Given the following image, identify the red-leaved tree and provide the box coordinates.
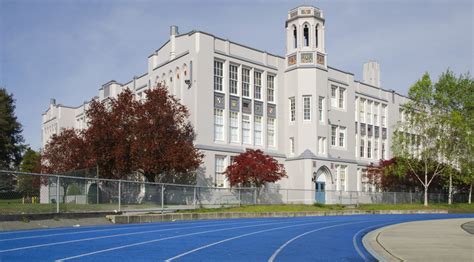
[225,149,286,189]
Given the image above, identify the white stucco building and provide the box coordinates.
[42,6,409,203]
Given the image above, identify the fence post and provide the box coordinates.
[254,188,257,205]
[286,189,289,204]
[238,188,241,207]
[56,176,60,213]
[410,192,413,204]
[438,193,441,204]
[161,184,165,213]
[118,180,121,212]
[193,186,197,209]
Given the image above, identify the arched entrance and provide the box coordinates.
[313,166,332,204]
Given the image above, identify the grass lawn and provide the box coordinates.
[178,203,474,214]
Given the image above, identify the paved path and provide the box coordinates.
[364,218,474,262]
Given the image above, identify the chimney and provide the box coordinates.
[170,25,179,60]
[363,61,381,87]
[50,98,56,105]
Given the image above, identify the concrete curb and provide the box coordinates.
[106,209,449,224]
[0,211,122,222]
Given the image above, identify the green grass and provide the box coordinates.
[177,203,474,214]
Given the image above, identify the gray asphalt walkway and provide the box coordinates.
[364,218,474,262]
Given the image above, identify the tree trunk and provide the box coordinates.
[424,173,428,206]
[469,182,472,205]
[448,173,452,205]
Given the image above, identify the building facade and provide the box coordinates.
[42,6,409,203]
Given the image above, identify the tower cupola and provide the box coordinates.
[285,6,326,69]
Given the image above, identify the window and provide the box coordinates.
[289,137,295,155]
[215,156,225,187]
[318,137,326,154]
[254,116,262,146]
[214,109,224,141]
[267,118,276,147]
[374,103,379,126]
[293,25,297,48]
[242,114,251,144]
[360,139,365,158]
[339,127,346,147]
[267,75,275,102]
[381,104,387,127]
[331,125,337,146]
[338,165,346,191]
[338,88,345,109]
[318,96,324,123]
[367,101,372,124]
[230,112,239,143]
[303,24,309,47]
[289,97,296,122]
[254,71,262,99]
[374,140,379,160]
[381,141,386,159]
[303,95,311,121]
[367,140,372,159]
[229,64,238,95]
[214,61,223,91]
[359,99,365,122]
[331,86,337,107]
[315,25,319,48]
[242,68,250,97]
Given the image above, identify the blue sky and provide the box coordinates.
[1,0,473,150]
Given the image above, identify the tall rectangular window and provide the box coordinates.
[229,111,239,143]
[267,118,276,147]
[214,61,223,91]
[318,96,324,123]
[267,75,275,102]
[331,125,337,146]
[214,109,224,141]
[374,102,379,126]
[367,140,372,159]
[254,116,262,146]
[215,156,225,187]
[289,137,295,155]
[359,99,365,122]
[360,139,365,158]
[254,71,262,100]
[367,101,372,124]
[381,104,387,127]
[242,114,251,144]
[242,68,250,97]
[303,95,311,120]
[374,140,379,160]
[331,85,337,107]
[289,97,296,122]
[382,140,386,159]
[339,127,346,147]
[339,166,346,191]
[338,88,345,109]
[229,64,238,95]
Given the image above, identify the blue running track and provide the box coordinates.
[0,213,472,261]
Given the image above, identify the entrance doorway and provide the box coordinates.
[314,166,331,204]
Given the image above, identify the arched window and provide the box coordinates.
[293,25,297,48]
[315,25,319,48]
[303,24,309,47]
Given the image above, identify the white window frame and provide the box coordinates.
[303,95,311,121]
[229,111,239,143]
[215,155,226,187]
[214,108,224,142]
[289,137,295,155]
[254,116,262,146]
[242,114,251,144]
[318,96,325,123]
[214,60,223,92]
[267,74,275,103]
[289,97,296,122]
[254,71,262,100]
[242,67,250,97]
[267,118,276,147]
[338,88,345,109]
[229,64,238,95]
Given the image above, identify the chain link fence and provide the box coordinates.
[0,170,471,215]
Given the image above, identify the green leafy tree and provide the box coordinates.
[18,148,41,197]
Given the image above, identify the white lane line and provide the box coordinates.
[55,219,326,261]
[0,219,280,253]
[352,222,394,261]
[0,219,257,242]
[268,220,372,262]
[164,221,336,261]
